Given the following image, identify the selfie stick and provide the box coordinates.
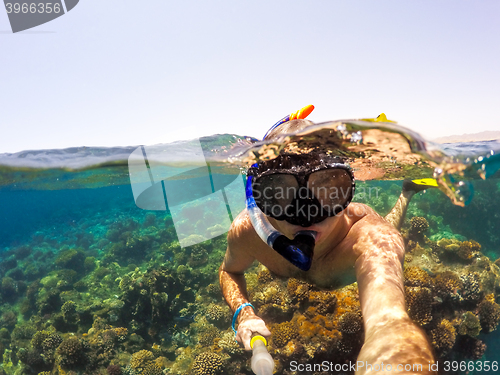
[250,335,274,375]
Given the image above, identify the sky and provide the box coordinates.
[1,0,499,153]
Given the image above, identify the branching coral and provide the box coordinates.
[308,291,337,315]
[257,268,274,284]
[478,298,500,333]
[338,311,363,334]
[287,278,311,304]
[404,266,433,288]
[192,352,224,375]
[130,349,155,371]
[271,321,299,348]
[405,287,433,326]
[430,319,456,357]
[206,304,228,324]
[56,336,85,368]
[459,272,482,302]
[434,271,462,300]
[218,331,244,355]
[253,281,293,321]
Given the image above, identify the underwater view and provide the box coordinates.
[0,118,500,375]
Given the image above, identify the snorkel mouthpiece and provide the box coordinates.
[271,231,316,271]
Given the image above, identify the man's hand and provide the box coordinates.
[236,315,271,350]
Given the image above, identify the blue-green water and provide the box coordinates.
[0,122,500,375]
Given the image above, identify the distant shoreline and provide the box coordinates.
[432,130,500,144]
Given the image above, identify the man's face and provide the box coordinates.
[251,154,354,227]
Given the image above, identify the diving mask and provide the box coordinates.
[248,154,355,227]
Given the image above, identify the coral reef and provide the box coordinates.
[3,176,500,375]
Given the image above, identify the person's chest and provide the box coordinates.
[253,239,358,288]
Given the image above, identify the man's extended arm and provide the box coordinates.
[352,215,436,375]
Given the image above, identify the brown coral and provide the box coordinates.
[56,337,85,368]
[308,290,337,314]
[430,319,456,357]
[405,287,433,326]
[271,321,299,348]
[478,299,500,333]
[130,349,155,371]
[287,278,311,303]
[434,271,462,300]
[192,352,223,375]
[410,216,429,235]
[198,324,220,347]
[338,311,363,334]
[143,362,163,375]
[257,268,274,284]
[31,330,51,349]
[206,304,228,324]
[404,266,432,288]
[106,364,122,375]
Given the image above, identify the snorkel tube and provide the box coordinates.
[245,105,317,271]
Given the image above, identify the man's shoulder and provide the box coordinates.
[345,203,400,236]
[344,202,380,221]
[227,210,260,246]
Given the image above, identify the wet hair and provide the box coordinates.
[251,152,345,176]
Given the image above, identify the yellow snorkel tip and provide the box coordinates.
[290,104,315,121]
[361,113,397,123]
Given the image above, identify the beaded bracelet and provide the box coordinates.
[232,302,255,335]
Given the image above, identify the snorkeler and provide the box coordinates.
[219,107,436,375]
